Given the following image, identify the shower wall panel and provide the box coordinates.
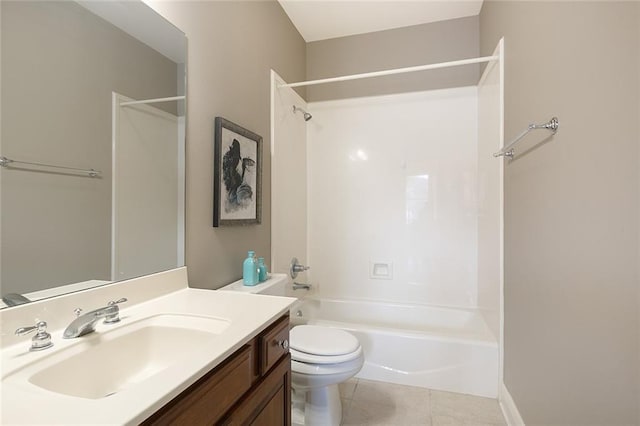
[307,87,479,307]
[477,55,503,341]
[271,71,308,276]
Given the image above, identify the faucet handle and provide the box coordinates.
[15,322,39,336]
[15,321,53,351]
[104,297,127,324]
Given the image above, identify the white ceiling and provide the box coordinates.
[278,1,483,42]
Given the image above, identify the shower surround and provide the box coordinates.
[271,55,503,397]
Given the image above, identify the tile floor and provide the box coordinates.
[339,379,507,426]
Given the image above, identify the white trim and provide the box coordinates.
[111,92,119,281]
[499,382,525,426]
[497,37,506,389]
[177,115,185,267]
[279,55,500,88]
[269,70,277,272]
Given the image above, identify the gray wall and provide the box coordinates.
[148,1,306,289]
[480,2,640,424]
[306,16,479,102]
[1,1,178,294]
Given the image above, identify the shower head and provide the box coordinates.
[293,105,312,122]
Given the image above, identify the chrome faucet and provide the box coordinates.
[63,298,127,339]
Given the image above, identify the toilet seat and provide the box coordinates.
[290,325,360,356]
[290,345,363,364]
[291,353,364,376]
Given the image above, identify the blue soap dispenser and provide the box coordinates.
[243,251,258,286]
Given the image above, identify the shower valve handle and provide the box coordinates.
[290,257,310,279]
[292,264,309,273]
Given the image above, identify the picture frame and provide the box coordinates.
[213,117,262,227]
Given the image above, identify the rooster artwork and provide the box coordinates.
[222,138,256,211]
[214,117,261,226]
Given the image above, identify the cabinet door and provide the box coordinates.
[143,346,253,426]
[251,382,285,425]
[222,354,291,426]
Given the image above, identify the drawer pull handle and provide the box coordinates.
[277,339,289,350]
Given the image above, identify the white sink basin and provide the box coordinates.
[4,314,230,399]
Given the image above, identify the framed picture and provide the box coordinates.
[213,117,262,227]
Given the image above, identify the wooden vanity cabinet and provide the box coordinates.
[142,314,291,426]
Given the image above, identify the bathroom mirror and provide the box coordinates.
[0,1,186,308]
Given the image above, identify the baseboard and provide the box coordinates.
[499,382,525,426]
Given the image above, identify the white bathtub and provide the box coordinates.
[219,276,498,398]
[297,298,499,398]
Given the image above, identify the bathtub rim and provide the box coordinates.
[304,295,497,314]
[299,296,498,346]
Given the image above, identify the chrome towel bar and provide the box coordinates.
[0,156,101,177]
[494,117,559,159]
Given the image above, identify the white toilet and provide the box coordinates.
[289,325,364,426]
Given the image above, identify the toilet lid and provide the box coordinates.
[290,325,360,356]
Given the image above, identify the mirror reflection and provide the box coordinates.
[0,1,186,308]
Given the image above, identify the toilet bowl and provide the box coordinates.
[289,325,364,426]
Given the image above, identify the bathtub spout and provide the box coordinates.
[293,282,311,291]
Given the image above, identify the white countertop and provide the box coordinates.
[219,273,290,295]
[1,287,296,425]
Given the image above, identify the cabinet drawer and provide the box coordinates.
[259,315,290,375]
[143,345,253,425]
